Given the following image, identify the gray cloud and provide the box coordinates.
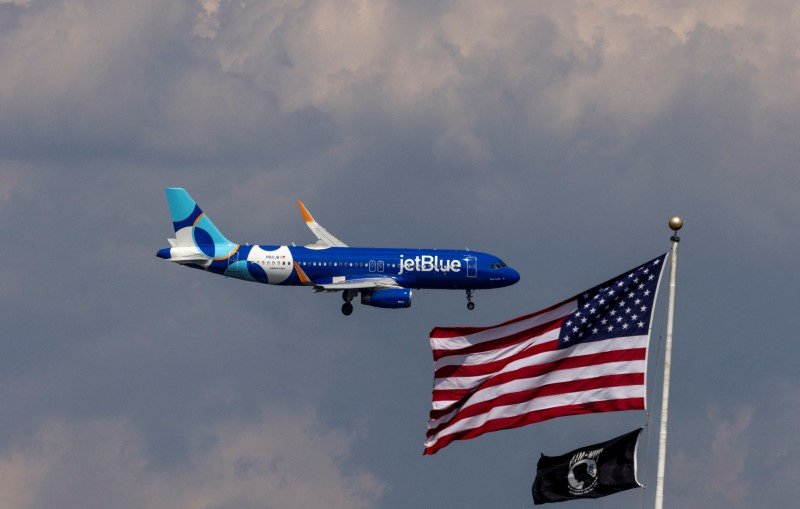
[0,412,383,509]
[669,380,800,508]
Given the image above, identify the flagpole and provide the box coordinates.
[654,216,682,509]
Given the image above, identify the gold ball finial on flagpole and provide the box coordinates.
[669,216,682,242]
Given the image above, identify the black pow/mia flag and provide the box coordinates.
[532,428,642,505]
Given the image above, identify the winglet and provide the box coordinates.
[298,201,315,223]
[295,201,348,247]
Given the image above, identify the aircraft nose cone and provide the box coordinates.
[506,267,520,285]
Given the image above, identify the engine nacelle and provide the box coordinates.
[361,288,412,309]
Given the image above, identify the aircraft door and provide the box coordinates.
[228,252,239,272]
[369,260,376,272]
[466,256,477,278]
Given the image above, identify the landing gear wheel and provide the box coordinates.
[342,302,354,316]
[466,289,475,310]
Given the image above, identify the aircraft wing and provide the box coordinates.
[312,277,400,292]
[297,201,348,247]
[293,263,399,292]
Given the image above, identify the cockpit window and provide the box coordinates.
[489,261,508,269]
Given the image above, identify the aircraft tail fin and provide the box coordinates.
[164,188,236,256]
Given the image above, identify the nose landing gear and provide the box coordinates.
[466,289,475,310]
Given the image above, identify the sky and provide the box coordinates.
[1,0,798,508]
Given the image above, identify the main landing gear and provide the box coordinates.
[342,290,355,316]
[466,289,475,310]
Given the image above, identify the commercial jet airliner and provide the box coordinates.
[156,188,520,315]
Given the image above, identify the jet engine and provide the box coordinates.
[361,288,412,309]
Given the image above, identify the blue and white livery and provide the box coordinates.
[157,188,520,315]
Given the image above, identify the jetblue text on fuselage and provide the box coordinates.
[398,255,462,275]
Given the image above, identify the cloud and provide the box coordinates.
[1,0,794,249]
[704,406,753,501]
[0,163,24,203]
[0,412,383,509]
[668,381,800,508]
[193,0,221,39]
[3,0,798,166]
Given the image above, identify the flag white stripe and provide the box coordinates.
[433,335,649,391]
[428,360,646,426]
[430,301,577,351]
[434,328,560,370]
[425,385,643,449]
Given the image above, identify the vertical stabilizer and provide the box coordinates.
[164,188,236,258]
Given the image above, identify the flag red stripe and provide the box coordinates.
[427,373,644,433]
[433,338,559,379]
[423,398,644,455]
[432,348,647,402]
[431,319,563,362]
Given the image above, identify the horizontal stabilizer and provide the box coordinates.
[157,246,208,264]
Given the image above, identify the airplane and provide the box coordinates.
[156,188,520,315]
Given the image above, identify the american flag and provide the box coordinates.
[424,254,668,455]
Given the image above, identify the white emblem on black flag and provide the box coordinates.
[532,428,642,505]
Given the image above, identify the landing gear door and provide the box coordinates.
[466,256,477,278]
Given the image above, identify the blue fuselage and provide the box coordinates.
[160,244,520,290]
[289,246,519,289]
